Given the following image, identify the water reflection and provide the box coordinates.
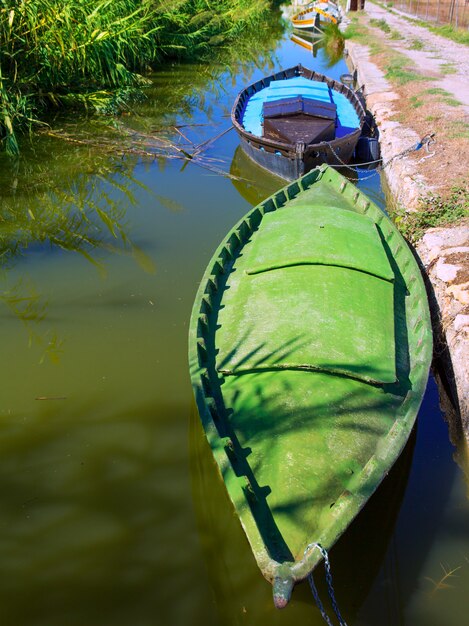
[0,397,215,626]
[0,147,155,361]
[229,145,360,205]
[229,146,285,205]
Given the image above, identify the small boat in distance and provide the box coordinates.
[292,0,341,31]
[231,64,364,180]
[189,164,432,608]
[292,9,322,33]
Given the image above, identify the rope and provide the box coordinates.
[305,543,348,626]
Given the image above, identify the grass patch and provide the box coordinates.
[409,39,424,50]
[442,97,462,107]
[344,19,370,43]
[447,121,469,139]
[369,41,385,55]
[396,14,469,46]
[385,55,424,84]
[425,87,450,96]
[440,63,458,75]
[424,88,462,107]
[390,29,403,39]
[394,183,469,242]
[371,0,469,45]
[428,24,469,46]
[370,18,391,33]
[409,95,423,108]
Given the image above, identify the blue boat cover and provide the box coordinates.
[241,76,360,139]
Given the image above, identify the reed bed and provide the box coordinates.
[0,0,271,155]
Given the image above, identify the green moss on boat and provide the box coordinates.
[188,164,432,608]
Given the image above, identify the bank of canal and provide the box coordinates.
[0,16,468,626]
[342,3,469,445]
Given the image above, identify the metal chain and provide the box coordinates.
[305,542,348,626]
[380,132,436,169]
[325,140,365,169]
[324,131,436,181]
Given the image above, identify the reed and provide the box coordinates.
[0,0,271,154]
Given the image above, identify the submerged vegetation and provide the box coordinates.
[0,0,275,155]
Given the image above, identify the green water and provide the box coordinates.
[0,15,468,626]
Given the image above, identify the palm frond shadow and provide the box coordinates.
[201,246,415,565]
[206,321,412,564]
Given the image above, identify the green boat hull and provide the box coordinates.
[188,165,432,608]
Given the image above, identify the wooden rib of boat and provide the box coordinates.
[189,165,432,609]
[231,64,365,180]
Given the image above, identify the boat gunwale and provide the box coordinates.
[188,164,433,598]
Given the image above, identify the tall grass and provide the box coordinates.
[0,0,272,155]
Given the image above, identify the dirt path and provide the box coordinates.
[366,3,469,114]
[345,2,469,197]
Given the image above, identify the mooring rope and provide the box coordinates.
[305,542,348,626]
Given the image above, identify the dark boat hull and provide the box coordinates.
[231,65,364,181]
[239,128,361,180]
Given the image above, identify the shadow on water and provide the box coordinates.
[229,146,286,206]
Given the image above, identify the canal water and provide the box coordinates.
[0,12,468,626]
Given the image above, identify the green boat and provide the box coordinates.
[188,164,432,609]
